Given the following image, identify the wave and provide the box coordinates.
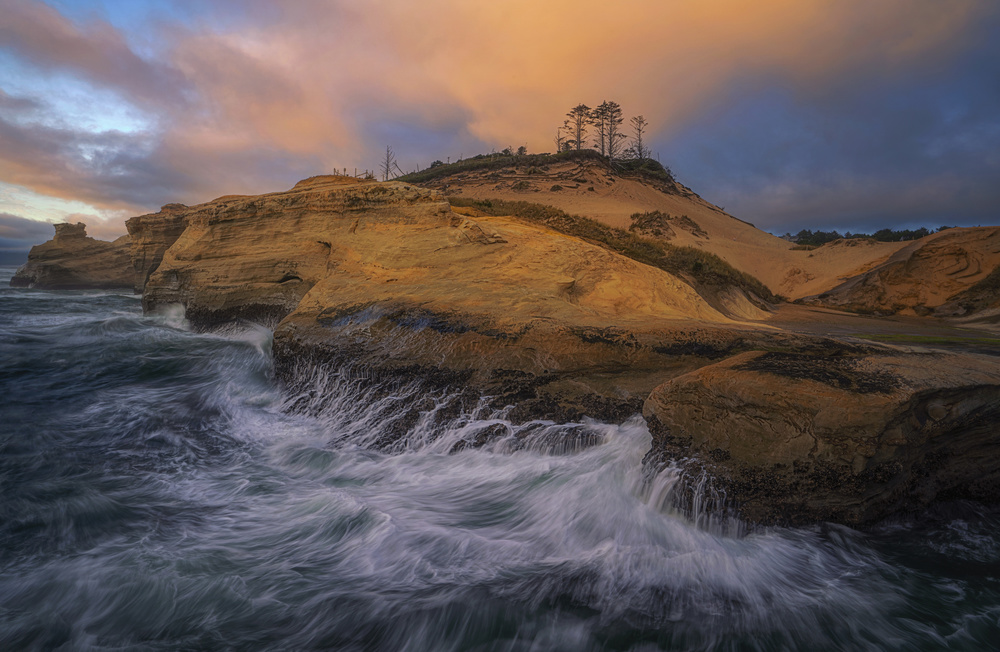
[1,286,998,650]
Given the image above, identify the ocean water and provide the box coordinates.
[1,265,999,651]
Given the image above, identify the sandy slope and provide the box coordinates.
[804,226,1000,315]
[421,158,909,300]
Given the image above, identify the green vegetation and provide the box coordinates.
[448,196,778,303]
[630,211,707,238]
[398,150,597,184]
[616,157,674,182]
[396,149,676,187]
[783,227,945,247]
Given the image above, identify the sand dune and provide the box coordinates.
[420,156,911,300]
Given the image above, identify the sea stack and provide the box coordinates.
[10,222,135,290]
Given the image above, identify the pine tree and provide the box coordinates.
[565,104,591,152]
[628,115,649,160]
[590,102,609,156]
[604,101,626,162]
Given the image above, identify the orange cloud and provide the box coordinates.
[156,0,987,158]
[0,0,992,219]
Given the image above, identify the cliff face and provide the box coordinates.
[126,203,193,293]
[25,172,999,526]
[137,175,763,422]
[10,222,135,290]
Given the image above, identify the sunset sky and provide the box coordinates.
[2,0,999,262]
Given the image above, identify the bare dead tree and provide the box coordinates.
[380,146,400,182]
[628,115,650,160]
[554,126,566,153]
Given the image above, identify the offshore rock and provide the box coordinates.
[644,349,1000,525]
[10,222,135,290]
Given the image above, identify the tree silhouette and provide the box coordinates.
[380,146,403,181]
[554,126,567,153]
[565,104,591,151]
[628,115,649,160]
[590,102,609,156]
[603,101,626,162]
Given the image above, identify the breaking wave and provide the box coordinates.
[1,267,998,650]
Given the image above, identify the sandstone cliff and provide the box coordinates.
[137,175,778,423]
[10,222,135,290]
[27,168,993,527]
[127,203,191,293]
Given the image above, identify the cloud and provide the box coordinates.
[0,0,997,233]
[0,210,52,264]
[663,31,1000,231]
[0,211,52,244]
[0,0,190,112]
[0,87,40,112]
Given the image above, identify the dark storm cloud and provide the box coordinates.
[0,88,41,113]
[0,111,190,211]
[0,211,52,264]
[663,8,1000,232]
[0,211,52,246]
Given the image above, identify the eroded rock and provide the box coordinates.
[134,176,770,422]
[10,222,135,290]
[643,349,1000,525]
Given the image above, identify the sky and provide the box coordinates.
[1,0,999,262]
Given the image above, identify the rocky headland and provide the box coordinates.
[11,222,135,290]
[11,155,1000,526]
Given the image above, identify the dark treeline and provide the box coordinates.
[784,226,956,247]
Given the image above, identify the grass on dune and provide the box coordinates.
[447,196,779,303]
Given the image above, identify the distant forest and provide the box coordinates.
[783,226,955,247]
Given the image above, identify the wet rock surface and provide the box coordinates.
[644,349,1000,525]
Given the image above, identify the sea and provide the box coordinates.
[1,264,999,651]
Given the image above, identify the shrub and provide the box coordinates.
[397,149,605,184]
[550,185,563,191]
[511,180,531,191]
[789,227,932,247]
[616,157,675,183]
